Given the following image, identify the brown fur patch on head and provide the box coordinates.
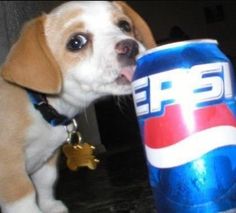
[1,16,62,94]
[113,1,156,49]
[44,7,92,74]
[45,20,91,73]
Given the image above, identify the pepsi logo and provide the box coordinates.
[144,104,236,168]
[132,62,236,168]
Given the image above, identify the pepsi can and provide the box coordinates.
[132,39,236,213]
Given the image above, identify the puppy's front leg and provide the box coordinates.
[0,154,41,213]
[31,152,68,213]
[1,193,42,213]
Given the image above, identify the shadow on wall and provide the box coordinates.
[158,25,190,44]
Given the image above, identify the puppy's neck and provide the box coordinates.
[47,89,101,119]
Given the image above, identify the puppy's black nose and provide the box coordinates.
[115,39,139,58]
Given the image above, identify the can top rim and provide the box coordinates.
[137,39,218,60]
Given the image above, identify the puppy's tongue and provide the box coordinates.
[120,66,135,82]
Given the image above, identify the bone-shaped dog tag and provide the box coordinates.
[62,142,100,171]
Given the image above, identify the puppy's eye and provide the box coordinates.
[118,20,132,33]
[66,34,88,52]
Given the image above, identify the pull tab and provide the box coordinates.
[66,131,82,148]
[65,119,82,147]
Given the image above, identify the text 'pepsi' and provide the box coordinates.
[133,62,233,116]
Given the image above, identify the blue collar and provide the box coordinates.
[27,89,78,127]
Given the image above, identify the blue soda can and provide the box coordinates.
[132,39,236,213]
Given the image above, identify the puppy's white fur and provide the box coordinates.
[0,1,156,212]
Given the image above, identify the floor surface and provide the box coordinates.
[56,145,157,213]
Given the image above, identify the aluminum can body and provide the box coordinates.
[132,39,236,212]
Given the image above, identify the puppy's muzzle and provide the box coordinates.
[115,39,139,65]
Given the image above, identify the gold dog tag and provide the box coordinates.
[63,142,100,171]
[63,120,99,171]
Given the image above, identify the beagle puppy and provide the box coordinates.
[0,1,156,213]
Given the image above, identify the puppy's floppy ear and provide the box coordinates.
[114,1,156,49]
[1,16,62,94]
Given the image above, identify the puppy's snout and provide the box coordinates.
[115,39,139,59]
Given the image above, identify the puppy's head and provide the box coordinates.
[1,1,156,100]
